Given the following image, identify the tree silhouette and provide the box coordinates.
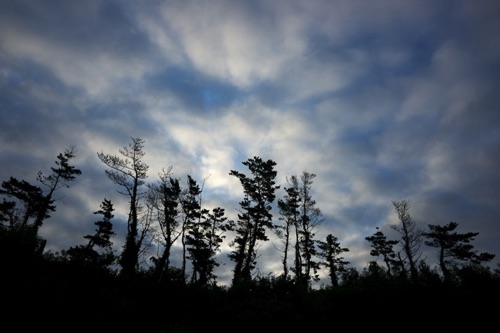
[317,234,349,287]
[0,178,48,230]
[276,176,300,280]
[187,206,231,287]
[146,167,182,283]
[85,198,116,249]
[35,146,82,230]
[1,148,499,332]
[63,198,116,268]
[390,199,423,282]
[97,137,149,277]
[296,171,323,284]
[229,156,279,285]
[365,227,401,277]
[0,146,81,257]
[181,175,203,281]
[423,221,496,282]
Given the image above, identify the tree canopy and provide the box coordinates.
[1,140,499,331]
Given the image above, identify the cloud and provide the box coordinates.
[0,1,152,98]
[1,0,500,287]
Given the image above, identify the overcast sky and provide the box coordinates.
[1,0,499,286]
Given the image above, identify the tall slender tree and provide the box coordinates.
[228,156,279,285]
[390,199,423,282]
[97,137,149,277]
[180,175,202,280]
[297,171,323,285]
[146,167,182,282]
[276,171,323,285]
[276,178,300,280]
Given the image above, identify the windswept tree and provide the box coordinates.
[187,206,232,287]
[181,175,233,287]
[0,178,48,230]
[0,179,48,260]
[276,171,323,285]
[365,227,401,277]
[276,179,300,280]
[0,199,16,226]
[390,199,423,282]
[317,234,349,287]
[97,137,149,277]
[180,175,203,280]
[423,221,496,282]
[228,156,279,285]
[146,167,182,282]
[63,198,116,268]
[85,198,116,250]
[296,171,323,284]
[34,146,82,230]
[0,146,81,256]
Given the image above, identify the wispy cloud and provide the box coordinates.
[1,0,499,286]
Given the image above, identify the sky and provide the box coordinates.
[1,0,499,286]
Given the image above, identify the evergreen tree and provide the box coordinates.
[97,137,149,277]
[187,207,231,287]
[35,146,82,230]
[146,167,182,282]
[63,198,116,268]
[276,171,323,286]
[296,171,323,285]
[317,234,349,287]
[390,199,423,282]
[423,221,496,282]
[276,178,300,280]
[229,156,279,285]
[0,178,48,230]
[84,198,116,250]
[0,147,81,256]
[365,227,401,277]
[181,175,202,281]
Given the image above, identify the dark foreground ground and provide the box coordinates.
[3,260,498,333]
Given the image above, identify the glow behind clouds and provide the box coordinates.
[1,0,499,286]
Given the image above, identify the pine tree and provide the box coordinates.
[423,221,496,282]
[0,147,81,256]
[296,171,323,284]
[229,156,279,285]
[390,199,423,282]
[276,178,300,280]
[64,198,116,268]
[146,167,182,282]
[365,227,401,277]
[317,234,349,287]
[97,137,149,277]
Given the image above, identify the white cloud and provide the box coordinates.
[2,0,500,282]
[152,0,311,89]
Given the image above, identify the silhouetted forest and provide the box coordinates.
[2,138,499,332]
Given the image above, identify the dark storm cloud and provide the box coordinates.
[0,60,81,137]
[0,0,149,57]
